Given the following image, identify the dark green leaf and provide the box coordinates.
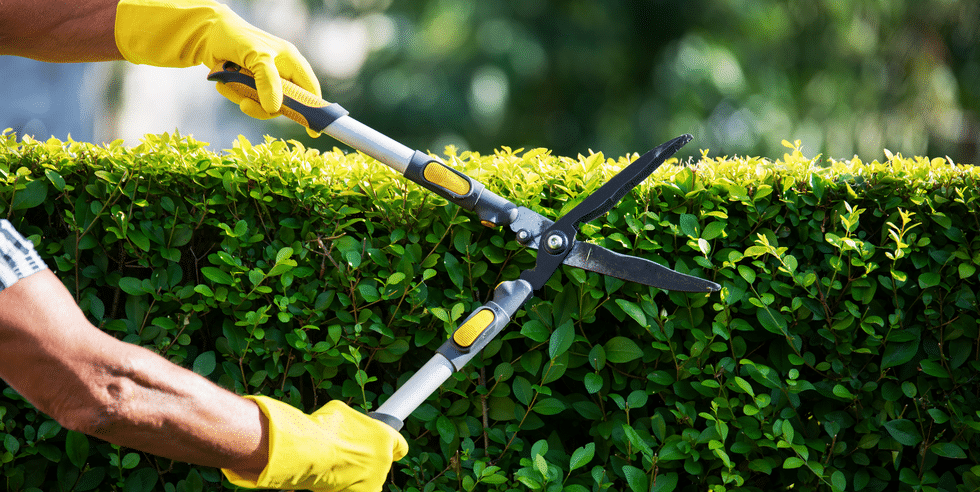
[615,298,647,326]
[520,320,549,343]
[882,340,919,369]
[584,372,603,394]
[65,430,89,469]
[605,336,643,363]
[884,419,922,446]
[192,351,216,376]
[569,442,594,471]
[201,267,234,285]
[532,398,565,415]
[118,277,146,295]
[549,320,574,359]
[513,376,533,405]
[622,464,648,492]
[929,442,966,459]
[12,180,47,210]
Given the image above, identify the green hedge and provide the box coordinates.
[1,130,978,492]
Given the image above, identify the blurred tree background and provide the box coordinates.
[1,0,977,163]
[296,0,979,163]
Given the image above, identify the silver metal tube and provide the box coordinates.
[374,353,455,422]
[324,115,415,174]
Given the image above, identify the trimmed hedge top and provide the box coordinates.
[1,129,979,492]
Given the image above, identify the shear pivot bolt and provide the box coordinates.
[517,229,531,243]
[546,234,565,251]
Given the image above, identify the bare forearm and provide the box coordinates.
[0,271,267,476]
[0,0,122,62]
[87,342,270,476]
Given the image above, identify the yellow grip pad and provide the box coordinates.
[453,309,495,348]
[423,163,470,196]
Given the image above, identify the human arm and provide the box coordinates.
[0,0,122,62]
[0,221,407,490]
[0,268,272,475]
[0,0,323,136]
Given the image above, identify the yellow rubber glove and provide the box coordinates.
[114,0,321,137]
[222,396,408,492]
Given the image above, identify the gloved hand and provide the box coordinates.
[114,0,322,137]
[222,396,408,492]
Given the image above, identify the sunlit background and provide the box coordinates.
[2,0,978,163]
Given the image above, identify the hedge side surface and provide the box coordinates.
[0,130,978,492]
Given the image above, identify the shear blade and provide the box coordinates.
[563,242,721,293]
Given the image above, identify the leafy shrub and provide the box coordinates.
[0,130,978,492]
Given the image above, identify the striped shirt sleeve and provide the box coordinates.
[0,219,48,293]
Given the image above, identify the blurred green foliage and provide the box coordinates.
[286,0,978,164]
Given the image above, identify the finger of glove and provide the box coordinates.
[273,47,323,139]
[273,43,322,99]
[250,57,285,114]
[214,82,276,120]
[390,428,409,461]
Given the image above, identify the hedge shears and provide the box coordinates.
[208,62,721,430]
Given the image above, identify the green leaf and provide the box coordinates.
[192,351,216,376]
[623,424,653,458]
[444,253,464,289]
[488,397,516,421]
[732,376,755,397]
[882,340,919,368]
[737,265,756,284]
[783,457,804,469]
[513,376,533,405]
[194,284,214,297]
[12,179,47,210]
[884,419,922,446]
[605,336,643,363]
[919,359,949,378]
[569,442,594,471]
[831,470,846,491]
[121,452,140,469]
[832,384,854,399]
[436,415,456,443]
[622,464,648,492]
[184,469,205,492]
[626,390,648,409]
[584,372,603,394]
[651,472,679,492]
[679,213,699,238]
[201,266,234,285]
[918,271,941,289]
[549,320,574,359]
[757,308,787,335]
[615,299,647,326]
[117,277,146,295]
[702,221,726,240]
[520,320,549,343]
[532,398,565,415]
[929,442,966,459]
[45,169,67,191]
[589,344,606,370]
[534,453,548,478]
[128,230,151,252]
[65,430,89,469]
[122,466,157,492]
[3,434,18,455]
